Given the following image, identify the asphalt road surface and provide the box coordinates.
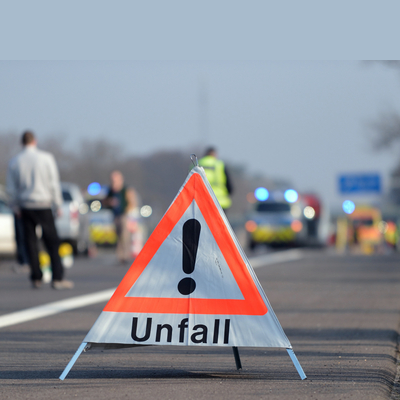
[1,248,400,399]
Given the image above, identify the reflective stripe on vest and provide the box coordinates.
[198,156,232,209]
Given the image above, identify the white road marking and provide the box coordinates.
[0,249,303,329]
[0,288,116,329]
[250,249,303,268]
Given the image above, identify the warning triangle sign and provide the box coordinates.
[83,167,291,348]
[60,164,307,381]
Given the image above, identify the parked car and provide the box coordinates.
[55,182,90,255]
[0,186,16,255]
[88,204,118,246]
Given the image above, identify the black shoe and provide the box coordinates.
[32,280,42,289]
[52,280,74,290]
[13,264,30,274]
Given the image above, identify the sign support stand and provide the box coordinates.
[59,342,87,381]
[232,347,242,370]
[287,349,307,380]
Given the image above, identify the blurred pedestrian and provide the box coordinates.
[198,146,233,212]
[125,187,144,260]
[6,130,74,289]
[103,170,135,263]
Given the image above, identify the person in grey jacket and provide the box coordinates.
[6,131,74,290]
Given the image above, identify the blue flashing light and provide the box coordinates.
[87,182,102,196]
[284,189,298,203]
[342,200,355,214]
[254,187,269,201]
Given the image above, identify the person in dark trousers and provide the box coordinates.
[12,213,30,274]
[6,131,74,289]
[198,147,234,213]
[103,170,131,263]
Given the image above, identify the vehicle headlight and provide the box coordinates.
[79,203,89,215]
[291,205,302,218]
[303,206,315,219]
[90,200,102,212]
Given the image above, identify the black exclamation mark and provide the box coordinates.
[178,219,201,295]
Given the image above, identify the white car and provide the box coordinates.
[0,188,16,255]
[55,182,90,255]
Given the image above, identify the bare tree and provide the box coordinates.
[369,61,400,151]
[0,131,22,184]
[40,135,77,178]
[369,62,400,203]
[370,112,400,150]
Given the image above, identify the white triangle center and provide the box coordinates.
[125,200,244,300]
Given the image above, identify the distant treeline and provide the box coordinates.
[0,131,276,219]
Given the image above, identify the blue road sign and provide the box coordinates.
[338,173,381,194]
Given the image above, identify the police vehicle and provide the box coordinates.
[245,187,322,249]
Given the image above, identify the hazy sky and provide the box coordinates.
[1,1,399,60]
[1,61,400,211]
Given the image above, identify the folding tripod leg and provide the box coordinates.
[59,342,88,380]
[287,348,307,380]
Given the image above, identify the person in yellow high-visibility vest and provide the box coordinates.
[198,147,233,212]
